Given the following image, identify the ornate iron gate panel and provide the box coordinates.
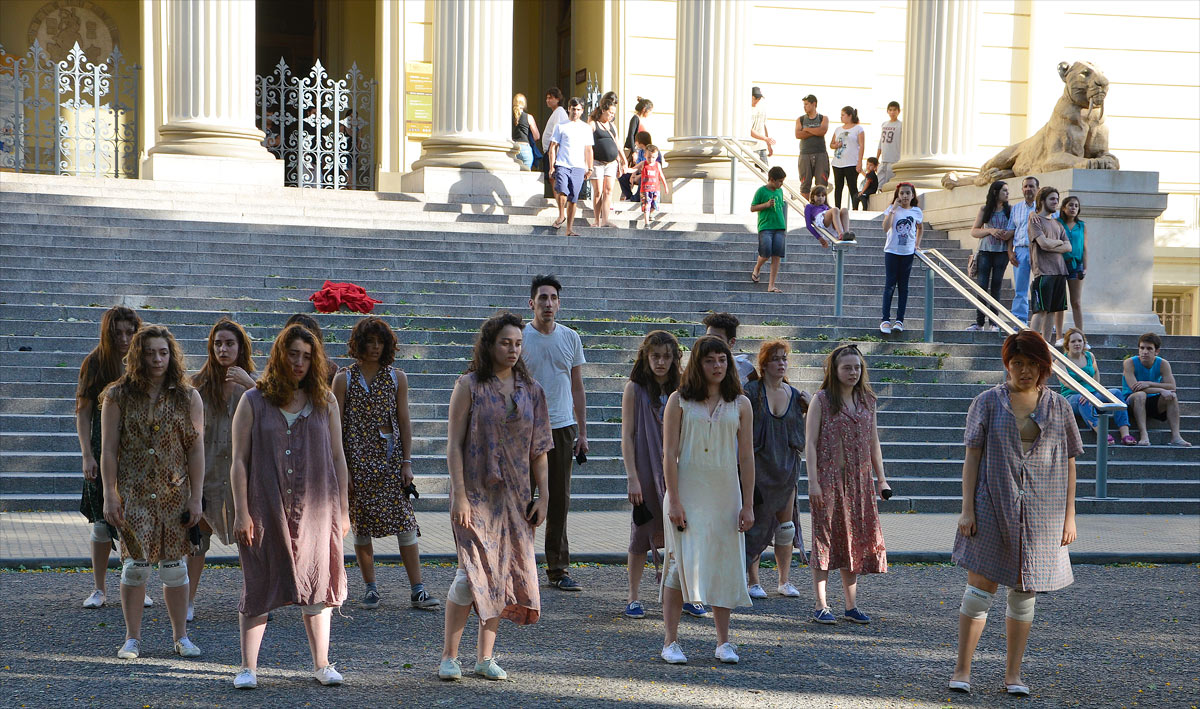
[256,59,376,190]
[0,40,139,178]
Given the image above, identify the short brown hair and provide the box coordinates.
[347,316,397,367]
[1036,186,1059,212]
[1001,330,1053,387]
[1138,332,1162,350]
[701,312,739,342]
[678,336,742,403]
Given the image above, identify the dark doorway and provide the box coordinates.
[513,0,571,129]
[256,0,325,75]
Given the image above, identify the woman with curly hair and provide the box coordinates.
[100,325,204,660]
[76,305,146,610]
[186,318,256,621]
[659,335,755,666]
[620,330,681,619]
[333,317,437,611]
[805,343,889,626]
[949,331,1082,696]
[230,324,350,689]
[438,312,552,681]
[744,340,810,600]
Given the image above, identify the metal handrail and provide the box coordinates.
[916,248,1126,498]
[668,134,853,315]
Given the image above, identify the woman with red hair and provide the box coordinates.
[949,330,1083,697]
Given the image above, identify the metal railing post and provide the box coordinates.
[1095,412,1110,498]
[924,263,935,343]
[834,246,845,318]
[729,153,738,215]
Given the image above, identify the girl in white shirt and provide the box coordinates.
[880,183,923,334]
[829,106,865,210]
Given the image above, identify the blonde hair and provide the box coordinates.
[512,93,527,125]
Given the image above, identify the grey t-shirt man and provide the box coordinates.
[522,322,585,428]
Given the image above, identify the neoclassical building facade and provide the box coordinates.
[1,0,1197,332]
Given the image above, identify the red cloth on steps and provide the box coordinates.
[309,280,383,314]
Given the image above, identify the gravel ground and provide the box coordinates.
[2,562,1197,708]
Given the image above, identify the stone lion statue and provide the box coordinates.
[943,61,1119,189]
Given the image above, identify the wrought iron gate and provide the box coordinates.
[0,40,139,178]
[256,58,376,190]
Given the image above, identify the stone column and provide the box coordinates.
[664,0,748,182]
[410,0,519,172]
[143,0,281,184]
[886,0,979,190]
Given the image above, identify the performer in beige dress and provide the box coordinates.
[660,335,755,666]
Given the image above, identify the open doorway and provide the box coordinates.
[513,0,572,134]
[256,0,324,76]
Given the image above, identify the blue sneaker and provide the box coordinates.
[844,607,871,624]
[812,607,837,624]
[624,601,645,619]
[682,602,709,618]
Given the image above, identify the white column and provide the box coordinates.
[411,0,519,172]
[143,0,281,184]
[887,0,979,189]
[663,0,749,181]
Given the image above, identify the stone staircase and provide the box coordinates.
[2,172,1197,515]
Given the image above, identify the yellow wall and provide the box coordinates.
[512,0,544,109]
[324,0,376,80]
[572,0,605,97]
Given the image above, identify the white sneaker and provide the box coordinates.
[116,638,139,659]
[715,642,740,664]
[314,664,343,686]
[174,637,201,657]
[83,589,105,608]
[143,593,153,608]
[777,582,801,598]
[186,602,194,622]
[1055,338,1064,348]
[880,321,892,334]
[892,321,905,332]
[661,641,688,664]
[233,667,257,689]
[747,584,768,599]
[965,324,982,331]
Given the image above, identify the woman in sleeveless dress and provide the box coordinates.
[620,330,681,618]
[333,317,437,611]
[949,331,1082,696]
[230,324,350,689]
[187,317,256,622]
[439,312,552,681]
[805,343,889,626]
[660,336,755,666]
[744,340,810,600]
[588,98,625,228]
[100,325,204,660]
[76,305,143,610]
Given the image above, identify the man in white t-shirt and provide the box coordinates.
[541,87,568,198]
[522,274,588,592]
[876,101,902,188]
[750,86,775,165]
[547,97,594,237]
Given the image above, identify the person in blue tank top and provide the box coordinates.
[1121,332,1190,447]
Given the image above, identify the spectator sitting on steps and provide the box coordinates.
[1058,329,1136,446]
[1121,332,1191,447]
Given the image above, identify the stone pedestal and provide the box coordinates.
[663,0,748,213]
[918,169,1168,334]
[143,0,281,185]
[886,0,979,190]
[408,0,521,174]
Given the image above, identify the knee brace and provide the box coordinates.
[396,529,418,547]
[158,558,189,588]
[90,521,113,543]
[1006,589,1036,622]
[774,521,797,547]
[959,585,995,620]
[301,603,331,616]
[447,568,474,606]
[121,558,152,587]
[663,560,681,591]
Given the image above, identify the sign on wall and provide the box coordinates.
[405,61,432,139]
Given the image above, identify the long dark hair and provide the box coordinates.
[469,312,533,384]
[76,306,143,410]
[629,330,682,408]
[192,318,256,409]
[678,336,742,403]
[818,343,876,416]
[841,105,859,124]
[981,180,1011,225]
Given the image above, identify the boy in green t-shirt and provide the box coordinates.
[751,166,789,293]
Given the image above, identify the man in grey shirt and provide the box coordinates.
[794,94,829,201]
[522,274,588,591]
